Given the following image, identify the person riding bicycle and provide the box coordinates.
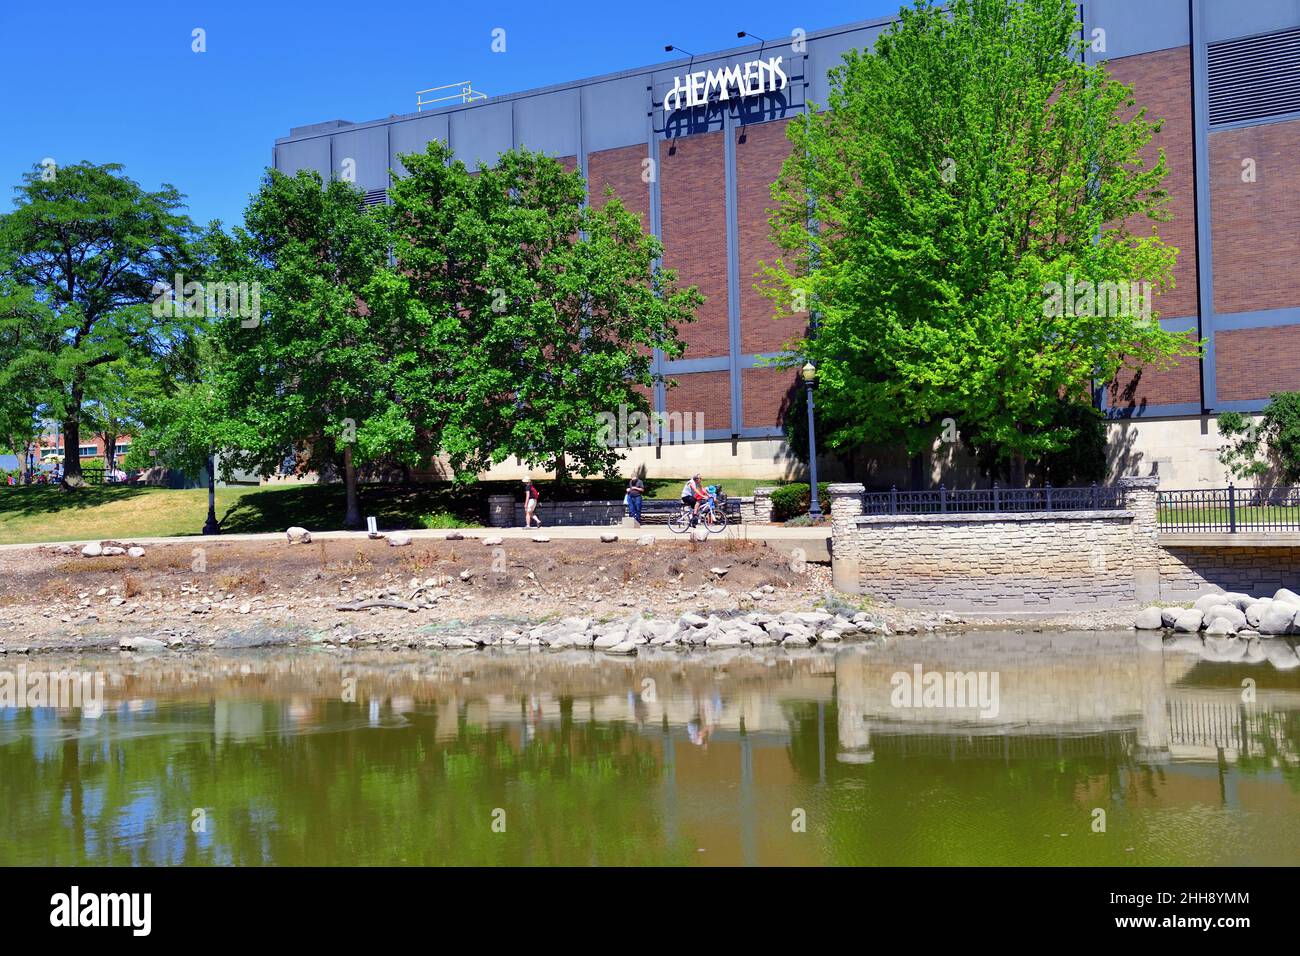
[681,474,707,526]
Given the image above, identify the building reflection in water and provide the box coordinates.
[1,632,1297,866]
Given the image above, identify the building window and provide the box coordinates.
[79,446,98,457]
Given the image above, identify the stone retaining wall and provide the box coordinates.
[1159,546,1300,599]
[829,477,1161,614]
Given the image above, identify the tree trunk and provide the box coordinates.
[343,445,362,529]
[1010,453,1027,488]
[104,433,118,474]
[61,390,84,489]
[554,451,568,487]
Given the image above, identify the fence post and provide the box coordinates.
[992,481,1000,511]
[889,485,897,515]
[1045,481,1053,511]
[939,483,947,514]
[1090,482,1097,509]
[1228,482,1236,533]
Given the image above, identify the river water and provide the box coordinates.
[2,630,1298,866]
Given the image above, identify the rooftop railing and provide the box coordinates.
[416,81,488,112]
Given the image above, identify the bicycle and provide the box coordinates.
[668,496,728,534]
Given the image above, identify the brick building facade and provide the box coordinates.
[274,1,1300,486]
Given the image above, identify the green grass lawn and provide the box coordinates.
[1158,505,1300,529]
[0,475,789,545]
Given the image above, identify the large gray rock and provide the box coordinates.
[385,532,412,547]
[593,629,628,650]
[705,629,746,647]
[1160,607,1180,628]
[1134,606,1165,630]
[1273,588,1300,607]
[286,526,311,544]
[120,636,166,653]
[1203,617,1239,636]
[1172,610,1204,633]
[1246,599,1272,629]
[1258,603,1298,635]
[81,543,103,557]
[1193,593,1227,615]
[1222,592,1253,611]
[1204,604,1247,630]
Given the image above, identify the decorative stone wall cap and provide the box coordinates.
[753,487,775,494]
[827,482,866,494]
[1116,476,1160,490]
[855,509,1135,525]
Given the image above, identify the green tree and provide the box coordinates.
[205,171,400,528]
[385,143,700,481]
[80,361,165,473]
[0,161,201,488]
[1218,394,1300,485]
[762,0,1198,480]
[0,270,51,477]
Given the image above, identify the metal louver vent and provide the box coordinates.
[362,187,389,207]
[1207,27,1300,126]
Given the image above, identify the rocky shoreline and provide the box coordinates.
[1134,587,1300,668]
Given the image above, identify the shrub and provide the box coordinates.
[770,482,830,521]
[419,512,472,529]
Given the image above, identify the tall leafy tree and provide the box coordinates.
[0,270,51,476]
[0,161,200,487]
[206,171,401,528]
[385,143,700,480]
[762,0,1199,479]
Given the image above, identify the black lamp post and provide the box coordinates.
[802,361,822,519]
[201,449,220,535]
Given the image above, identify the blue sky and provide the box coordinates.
[0,0,900,229]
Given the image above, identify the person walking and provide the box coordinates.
[626,475,645,525]
[522,477,542,528]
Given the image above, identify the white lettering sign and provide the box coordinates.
[663,55,787,116]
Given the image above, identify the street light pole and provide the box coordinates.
[802,362,822,519]
[202,449,220,535]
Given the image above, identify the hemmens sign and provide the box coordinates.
[663,55,788,116]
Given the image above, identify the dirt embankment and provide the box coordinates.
[0,535,1137,653]
[0,535,845,651]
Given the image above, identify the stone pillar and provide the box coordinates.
[828,482,865,594]
[1118,476,1161,604]
[751,487,775,523]
[487,494,515,528]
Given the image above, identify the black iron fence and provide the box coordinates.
[1158,484,1300,533]
[861,483,1126,516]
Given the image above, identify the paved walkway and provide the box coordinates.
[0,523,832,559]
